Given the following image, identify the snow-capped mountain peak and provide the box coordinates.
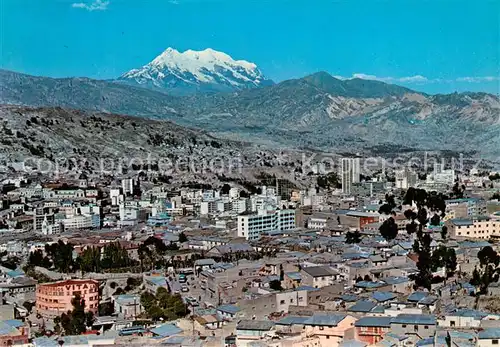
[119,47,272,94]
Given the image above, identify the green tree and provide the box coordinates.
[472,246,500,296]
[379,217,398,241]
[221,184,231,195]
[430,214,440,226]
[45,241,75,273]
[178,232,188,243]
[478,246,500,267]
[98,302,114,316]
[70,294,87,335]
[440,226,448,240]
[28,250,52,269]
[269,280,283,291]
[85,311,95,328]
[431,246,457,278]
[346,230,362,244]
[378,204,393,215]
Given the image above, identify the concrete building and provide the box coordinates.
[302,313,357,347]
[61,214,93,230]
[389,314,436,338]
[478,328,500,347]
[446,216,500,239]
[36,279,99,317]
[237,209,296,240]
[395,169,418,189]
[113,294,143,319]
[33,207,55,233]
[300,266,339,288]
[355,316,392,345]
[341,158,361,195]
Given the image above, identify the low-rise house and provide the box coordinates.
[355,316,392,345]
[302,313,357,347]
[284,272,302,289]
[236,320,275,344]
[275,316,310,334]
[216,304,241,321]
[390,314,437,338]
[372,292,397,303]
[370,255,388,267]
[0,320,29,346]
[144,275,168,294]
[113,294,143,319]
[300,266,339,288]
[347,300,378,314]
[194,259,216,274]
[194,314,223,331]
[478,328,500,347]
[439,308,499,328]
[382,277,412,294]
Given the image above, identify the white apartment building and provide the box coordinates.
[61,214,93,230]
[302,194,325,207]
[340,158,360,195]
[229,187,240,199]
[249,196,278,212]
[231,199,248,214]
[41,219,61,235]
[110,188,123,206]
[395,169,418,189]
[308,217,328,230]
[119,201,139,221]
[237,209,296,240]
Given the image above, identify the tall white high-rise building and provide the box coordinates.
[340,158,360,194]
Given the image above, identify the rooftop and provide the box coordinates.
[304,313,347,326]
[391,314,436,325]
[236,320,275,331]
[355,316,392,328]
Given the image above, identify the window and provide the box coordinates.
[450,321,456,327]
[492,340,498,345]
[280,300,285,304]
[402,325,407,328]
[319,326,324,330]
[414,325,419,331]
[424,326,429,329]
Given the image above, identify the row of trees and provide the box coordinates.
[27,241,138,273]
[77,243,138,273]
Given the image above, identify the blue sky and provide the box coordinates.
[1,0,499,94]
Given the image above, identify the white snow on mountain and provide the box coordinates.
[120,47,272,93]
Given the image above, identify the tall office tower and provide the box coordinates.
[340,158,360,194]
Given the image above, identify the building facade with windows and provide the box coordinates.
[446,216,500,240]
[36,279,99,317]
[237,209,296,240]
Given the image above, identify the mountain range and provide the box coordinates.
[117,48,273,95]
[1,48,499,161]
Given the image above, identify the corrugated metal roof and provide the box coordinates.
[304,313,347,326]
[276,316,310,326]
[236,320,274,331]
[150,323,183,337]
[372,292,396,302]
[392,314,436,325]
[479,328,500,339]
[355,316,392,328]
[348,300,377,313]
